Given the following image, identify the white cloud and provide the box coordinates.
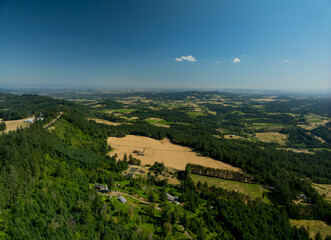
[175,55,197,62]
[216,61,221,64]
[233,57,241,63]
[283,59,290,63]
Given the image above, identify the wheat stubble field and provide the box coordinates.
[3,117,33,132]
[108,135,241,171]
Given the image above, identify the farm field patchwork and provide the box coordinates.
[298,114,330,130]
[108,135,241,172]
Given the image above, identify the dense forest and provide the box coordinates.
[0,93,68,120]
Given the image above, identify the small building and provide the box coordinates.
[133,148,145,156]
[297,193,308,200]
[24,118,35,123]
[117,195,127,204]
[166,193,179,205]
[126,173,135,178]
[94,184,109,193]
[173,200,179,205]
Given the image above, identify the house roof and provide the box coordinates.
[117,195,127,203]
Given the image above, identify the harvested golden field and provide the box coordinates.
[255,132,287,145]
[290,219,331,239]
[224,134,245,140]
[88,118,130,126]
[108,135,241,172]
[284,148,314,154]
[298,122,329,131]
[313,184,331,203]
[3,117,34,132]
[123,165,181,185]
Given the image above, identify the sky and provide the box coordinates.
[0,0,330,90]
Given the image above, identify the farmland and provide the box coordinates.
[88,118,129,126]
[298,114,330,130]
[108,135,241,172]
[145,118,171,128]
[255,132,288,145]
[290,219,331,239]
[2,116,33,132]
[313,183,331,203]
[191,174,270,203]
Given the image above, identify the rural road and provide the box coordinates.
[106,190,161,210]
[44,112,63,128]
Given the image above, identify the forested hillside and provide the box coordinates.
[0,92,330,239]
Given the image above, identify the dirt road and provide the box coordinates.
[44,112,63,128]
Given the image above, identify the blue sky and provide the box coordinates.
[0,0,330,90]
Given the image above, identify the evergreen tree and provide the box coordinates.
[107,174,114,191]
[315,232,322,240]
[0,122,6,131]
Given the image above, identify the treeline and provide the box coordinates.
[190,164,254,183]
[263,98,331,117]
[0,122,5,131]
[133,91,236,101]
[99,99,124,109]
[245,113,297,125]
[311,122,331,144]
[92,111,127,123]
[281,127,328,148]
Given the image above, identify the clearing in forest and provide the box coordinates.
[313,184,331,203]
[298,114,330,130]
[3,117,34,132]
[290,219,331,239]
[255,132,287,145]
[108,135,241,172]
[88,118,129,126]
[145,118,171,128]
[223,134,245,140]
[191,174,270,203]
[187,111,206,118]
